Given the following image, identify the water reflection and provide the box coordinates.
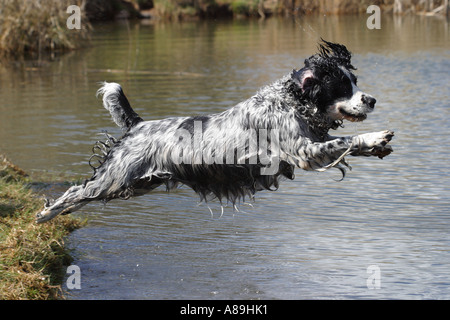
[0,14,449,299]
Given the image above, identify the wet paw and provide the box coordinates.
[36,209,52,224]
[372,144,393,159]
[353,130,394,158]
[368,130,394,147]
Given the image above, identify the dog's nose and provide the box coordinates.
[362,95,376,109]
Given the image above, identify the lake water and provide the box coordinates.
[0,14,449,299]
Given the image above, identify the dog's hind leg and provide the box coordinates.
[36,159,161,223]
[36,170,125,223]
[36,174,124,223]
[36,185,92,223]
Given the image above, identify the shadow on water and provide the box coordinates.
[0,14,449,299]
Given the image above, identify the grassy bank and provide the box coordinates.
[0,154,83,300]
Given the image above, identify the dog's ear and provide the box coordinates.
[291,68,323,104]
[291,68,319,93]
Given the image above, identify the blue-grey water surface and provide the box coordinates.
[0,14,449,299]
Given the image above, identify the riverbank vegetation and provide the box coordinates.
[97,0,449,20]
[0,0,447,57]
[0,0,91,57]
[0,154,83,299]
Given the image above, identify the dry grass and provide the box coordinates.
[0,0,91,57]
[145,0,450,19]
[0,154,84,300]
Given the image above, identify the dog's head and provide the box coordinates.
[292,39,376,123]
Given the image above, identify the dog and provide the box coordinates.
[36,39,393,223]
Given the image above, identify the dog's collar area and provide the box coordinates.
[284,79,341,139]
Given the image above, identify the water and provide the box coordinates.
[1,15,449,299]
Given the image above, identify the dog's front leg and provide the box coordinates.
[297,130,394,171]
[297,138,352,171]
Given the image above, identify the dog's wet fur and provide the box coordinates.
[36,40,393,223]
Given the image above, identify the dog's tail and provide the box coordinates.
[96,82,143,131]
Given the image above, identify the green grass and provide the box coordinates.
[0,154,84,300]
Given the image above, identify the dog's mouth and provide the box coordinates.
[338,108,367,122]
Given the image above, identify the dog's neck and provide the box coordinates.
[284,79,342,141]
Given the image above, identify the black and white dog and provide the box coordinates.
[36,40,393,223]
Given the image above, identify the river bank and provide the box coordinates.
[90,0,449,20]
[0,154,83,299]
[0,0,447,58]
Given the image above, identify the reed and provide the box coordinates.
[393,0,449,15]
[0,0,91,57]
[141,0,450,19]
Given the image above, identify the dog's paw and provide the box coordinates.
[372,143,393,159]
[352,130,394,158]
[36,208,53,224]
[36,197,60,223]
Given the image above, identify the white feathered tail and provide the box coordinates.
[96,82,143,131]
